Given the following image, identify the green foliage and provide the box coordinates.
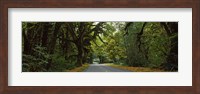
[141,23,169,68]
[22,22,178,72]
[91,22,127,64]
[124,22,177,70]
[125,22,147,66]
[22,45,49,72]
[50,53,76,71]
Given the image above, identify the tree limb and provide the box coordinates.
[160,22,171,36]
[92,40,100,47]
[124,22,133,36]
[137,22,147,52]
[66,23,78,40]
[98,35,107,44]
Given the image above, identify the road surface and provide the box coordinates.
[84,64,131,72]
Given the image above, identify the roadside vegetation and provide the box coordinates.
[108,63,165,72]
[22,22,178,72]
[65,64,89,72]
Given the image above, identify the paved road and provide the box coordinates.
[84,64,131,72]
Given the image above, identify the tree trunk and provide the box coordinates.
[160,22,178,71]
[46,22,63,70]
[23,23,32,55]
[76,44,83,67]
[99,56,102,64]
[41,23,49,47]
[166,22,178,70]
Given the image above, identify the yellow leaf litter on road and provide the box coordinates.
[108,64,166,72]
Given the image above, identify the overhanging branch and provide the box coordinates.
[98,35,107,44]
[137,22,147,52]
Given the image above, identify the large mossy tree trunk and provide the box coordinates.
[65,22,104,67]
[46,22,63,70]
[76,42,84,67]
[23,23,32,55]
[41,23,50,47]
[166,22,178,70]
[160,22,178,71]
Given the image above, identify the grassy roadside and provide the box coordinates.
[64,64,89,72]
[108,64,165,72]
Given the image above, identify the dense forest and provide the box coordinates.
[22,22,178,72]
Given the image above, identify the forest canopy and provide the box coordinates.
[22,22,178,72]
